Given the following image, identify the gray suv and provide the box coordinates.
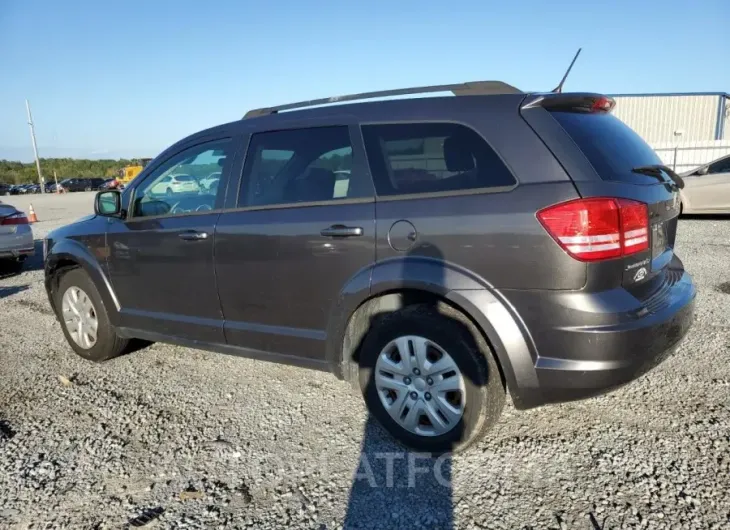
[44,81,696,452]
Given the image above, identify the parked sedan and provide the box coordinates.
[0,200,34,272]
[680,154,730,214]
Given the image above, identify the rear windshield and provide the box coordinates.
[174,175,194,182]
[551,112,663,184]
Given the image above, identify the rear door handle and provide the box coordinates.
[178,230,209,241]
[320,225,364,238]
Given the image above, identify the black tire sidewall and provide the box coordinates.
[358,303,504,454]
[55,268,120,362]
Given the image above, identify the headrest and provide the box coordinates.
[443,136,475,172]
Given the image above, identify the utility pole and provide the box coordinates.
[25,99,45,193]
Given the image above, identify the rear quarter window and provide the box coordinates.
[361,122,516,197]
[551,112,663,185]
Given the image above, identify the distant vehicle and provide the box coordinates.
[149,174,200,196]
[98,178,118,190]
[118,158,153,187]
[679,154,730,214]
[199,172,221,193]
[0,184,11,196]
[0,200,34,273]
[58,178,107,193]
[45,81,695,453]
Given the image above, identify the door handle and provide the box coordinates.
[320,225,364,238]
[178,230,209,241]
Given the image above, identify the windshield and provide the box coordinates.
[551,112,663,185]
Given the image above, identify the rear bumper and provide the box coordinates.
[0,225,35,259]
[499,257,696,408]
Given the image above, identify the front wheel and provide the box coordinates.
[55,268,129,362]
[358,303,505,454]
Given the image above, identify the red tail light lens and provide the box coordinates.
[537,198,648,262]
[1,213,29,225]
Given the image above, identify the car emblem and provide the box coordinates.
[634,267,647,282]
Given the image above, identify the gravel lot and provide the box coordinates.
[1,192,728,529]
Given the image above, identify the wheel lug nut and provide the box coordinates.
[424,392,432,401]
[410,391,418,400]
[426,377,433,385]
[413,368,421,375]
[403,377,412,385]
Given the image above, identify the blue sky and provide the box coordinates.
[1,0,727,161]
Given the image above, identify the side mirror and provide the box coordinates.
[95,190,123,217]
[697,166,709,176]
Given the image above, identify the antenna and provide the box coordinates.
[552,48,582,93]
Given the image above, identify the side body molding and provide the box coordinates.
[44,238,121,326]
[324,256,541,409]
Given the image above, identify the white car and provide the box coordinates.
[0,201,34,272]
[150,174,200,196]
[679,154,730,214]
[199,172,221,193]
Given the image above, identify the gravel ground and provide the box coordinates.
[1,192,728,529]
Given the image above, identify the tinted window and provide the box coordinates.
[132,139,230,218]
[709,156,730,174]
[240,126,363,207]
[361,123,515,196]
[552,112,663,184]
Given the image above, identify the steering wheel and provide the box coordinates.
[168,201,189,215]
[195,204,212,212]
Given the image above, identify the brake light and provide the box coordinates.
[1,213,29,225]
[537,198,648,262]
[591,96,615,113]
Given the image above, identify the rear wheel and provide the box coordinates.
[55,268,129,362]
[358,303,505,454]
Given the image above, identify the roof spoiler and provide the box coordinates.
[243,81,523,119]
[521,93,616,113]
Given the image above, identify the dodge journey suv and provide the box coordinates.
[44,81,695,452]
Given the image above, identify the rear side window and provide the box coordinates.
[361,122,515,196]
[551,112,663,184]
[240,126,367,208]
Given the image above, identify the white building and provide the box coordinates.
[610,92,729,171]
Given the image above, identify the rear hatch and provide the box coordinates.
[521,94,682,288]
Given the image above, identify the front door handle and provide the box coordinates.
[320,225,364,238]
[178,230,209,241]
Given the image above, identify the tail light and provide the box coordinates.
[537,198,649,262]
[1,213,29,225]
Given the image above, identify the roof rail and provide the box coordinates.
[243,80,522,119]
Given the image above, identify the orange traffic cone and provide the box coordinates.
[28,204,38,223]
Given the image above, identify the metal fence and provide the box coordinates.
[651,140,730,172]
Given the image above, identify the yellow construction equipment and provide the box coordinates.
[118,158,152,186]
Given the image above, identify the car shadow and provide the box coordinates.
[342,243,490,529]
[680,213,730,221]
[0,285,29,299]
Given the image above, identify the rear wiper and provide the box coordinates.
[631,165,685,189]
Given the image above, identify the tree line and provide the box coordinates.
[0,158,146,185]
[1,152,352,185]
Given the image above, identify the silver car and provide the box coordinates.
[0,201,34,271]
[680,154,730,214]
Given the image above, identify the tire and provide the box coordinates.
[357,302,505,454]
[166,187,173,197]
[55,268,129,362]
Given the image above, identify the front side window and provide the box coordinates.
[239,126,360,207]
[361,122,516,196]
[132,139,231,218]
[709,156,730,174]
